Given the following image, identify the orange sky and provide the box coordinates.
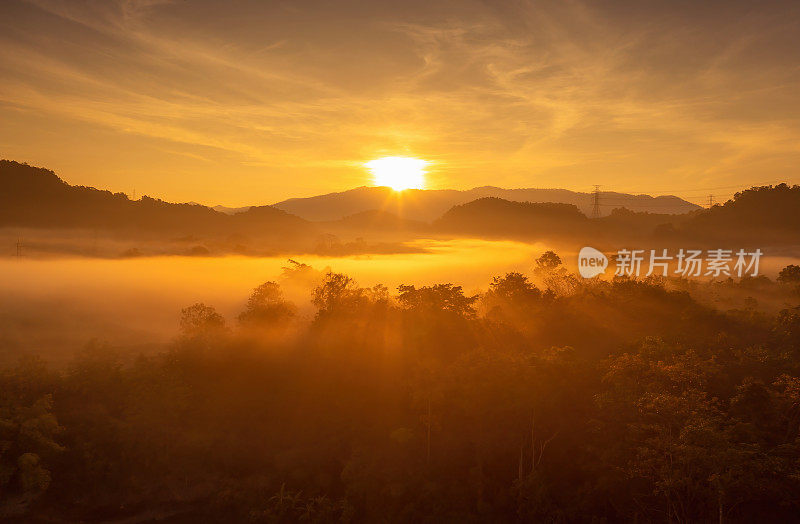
[1,0,799,206]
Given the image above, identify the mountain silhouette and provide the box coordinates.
[0,160,314,241]
[434,197,589,239]
[4,159,796,249]
[273,185,700,222]
[679,183,800,243]
[211,204,252,215]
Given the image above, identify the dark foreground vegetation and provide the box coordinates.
[3,256,800,522]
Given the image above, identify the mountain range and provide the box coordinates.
[0,160,313,242]
[3,159,797,254]
[272,186,700,222]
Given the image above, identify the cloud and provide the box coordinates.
[0,0,798,203]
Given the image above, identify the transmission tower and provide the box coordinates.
[707,194,714,208]
[14,237,24,258]
[591,185,601,218]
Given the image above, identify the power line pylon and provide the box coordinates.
[707,194,714,208]
[15,237,24,258]
[591,185,601,218]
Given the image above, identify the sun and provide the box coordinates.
[365,156,427,191]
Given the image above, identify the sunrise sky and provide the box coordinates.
[1,0,799,206]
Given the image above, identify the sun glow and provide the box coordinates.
[365,156,427,191]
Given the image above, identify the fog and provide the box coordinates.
[2,238,798,366]
[0,239,546,364]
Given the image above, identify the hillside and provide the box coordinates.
[3,159,797,251]
[273,185,700,222]
[433,197,590,239]
[681,184,800,243]
[0,160,314,241]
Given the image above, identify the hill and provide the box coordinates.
[0,160,314,241]
[273,185,700,222]
[679,183,800,243]
[433,197,589,239]
[4,159,796,251]
[211,204,252,215]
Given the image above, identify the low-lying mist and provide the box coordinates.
[0,239,547,364]
[2,238,798,366]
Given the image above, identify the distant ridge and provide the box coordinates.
[0,160,313,241]
[185,202,252,215]
[212,204,252,215]
[679,183,800,243]
[5,158,794,248]
[434,197,589,238]
[272,185,700,222]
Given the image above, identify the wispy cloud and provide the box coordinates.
[1,0,798,203]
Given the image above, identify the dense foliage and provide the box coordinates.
[2,255,800,522]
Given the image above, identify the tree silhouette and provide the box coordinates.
[238,282,296,332]
[778,264,800,284]
[179,303,227,339]
[535,250,562,271]
[397,284,478,318]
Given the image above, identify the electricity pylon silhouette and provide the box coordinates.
[591,185,601,218]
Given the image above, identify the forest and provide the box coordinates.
[2,255,800,523]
